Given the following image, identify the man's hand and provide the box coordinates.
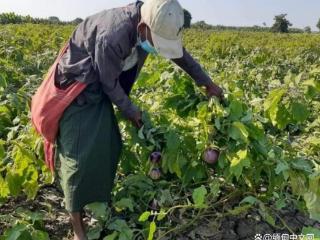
[205,82,224,100]
[128,111,143,129]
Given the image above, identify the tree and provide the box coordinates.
[271,14,292,33]
[304,26,311,33]
[48,16,60,24]
[72,18,83,25]
[183,9,192,28]
[0,12,22,24]
[317,18,320,31]
[192,21,213,30]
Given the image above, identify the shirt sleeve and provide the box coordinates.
[94,37,140,119]
[171,47,213,87]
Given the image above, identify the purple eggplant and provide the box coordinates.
[150,151,162,164]
[149,168,161,180]
[148,199,160,211]
[203,148,220,165]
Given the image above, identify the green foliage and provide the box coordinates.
[48,16,60,23]
[302,226,320,238]
[271,14,292,33]
[191,21,304,33]
[0,207,49,240]
[0,12,81,25]
[304,26,312,33]
[192,185,208,207]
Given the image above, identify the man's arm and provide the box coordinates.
[94,36,140,119]
[171,47,223,98]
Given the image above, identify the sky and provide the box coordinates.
[0,0,319,30]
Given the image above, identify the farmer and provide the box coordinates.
[54,0,223,239]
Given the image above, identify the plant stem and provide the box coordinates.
[156,208,204,240]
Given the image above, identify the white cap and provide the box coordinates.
[141,0,184,59]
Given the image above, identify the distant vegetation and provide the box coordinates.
[0,11,318,34]
[191,13,316,33]
[191,21,305,33]
[0,12,83,25]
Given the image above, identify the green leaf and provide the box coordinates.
[264,88,287,127]
[26,211,44,224]
[228,204,251,215]
[264,88,286,112]
[228,122,249,143]
[275,105,290,129]
[114,198,134,212]
[157,209,167,221]
[164,131,180,175]
[147,221,156,240]
[240,196,259,205]
[87,225,102,240]
[4,224,27,240]
[289,171,307,196]
[229,100,244,120]
[0,139,5,160]
[172,154,187,179]
[303,174,320,222]
[6,172,23,196]
[31,230,49,240]
[246,122,265,141]
[119,231,133,240]
[159,189,174,206]
[0,175,10,198]
[275,161,290,175]
[23,180,39,200]
[275,198,287,210]
[86,202,108,220]
[229,149,251,180]
[138,126,145,140]
[302,227,320,238]
[214,118,221,130]
[197,101,208,120]
[308,137,320,149]
[103,232,118,240]
[192,185,207,207]
[303,79,320,99]
[209,180,220,198]
[108,219,133,240]
[138,211,151,222]
[291,158,313,173]
[138,71,161,86]
[16,231,32,240]
[291,102,309,123]
[258,203,276,227]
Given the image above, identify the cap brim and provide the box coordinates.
[151,31,183,59]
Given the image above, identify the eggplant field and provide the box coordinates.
[0,24,320,240]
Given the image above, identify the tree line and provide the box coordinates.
[189,14,319,33]
[1,11,319,34]
[0,12,83,25]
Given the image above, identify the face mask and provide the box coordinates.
[138,28,158,55]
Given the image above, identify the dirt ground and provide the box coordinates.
[0,185,319,240]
